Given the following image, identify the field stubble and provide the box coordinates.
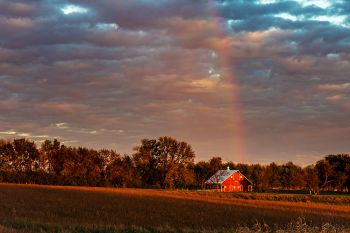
[1,183,350,232]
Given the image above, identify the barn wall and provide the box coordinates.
[221,172,252,192]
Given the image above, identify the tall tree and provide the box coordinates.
[193,161,211,188]
[133,139,160,187]
[250,164,268,192]
[0,140,13,171]
[280,162,305,189]
[12,139,40,173]
[208,157,223,175]
[0,140,14,181]
[316,159,335,190]
[323,154,350,191]
[133,136,195,189]
[266,162,281,188]
[41,139,65,176]
[304,165,319,194]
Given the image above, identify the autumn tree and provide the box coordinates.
[318,154,350,192]
[0,140,14,181]
[10,139,40,173]
[266,162,281,188]
[0,140,12,169]
[250,164,268,192]
[133,139,160,187]
[281,162,305,189]
[133,136,195,189]
[304,165,319,194]
[41,139,66,176]
[193,161,210,187]
[316,159,334,190]
[105,151,138,187]
[209,157,223,173]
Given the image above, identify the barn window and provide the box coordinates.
[248,185,252,192]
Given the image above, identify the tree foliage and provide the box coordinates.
[133,136,195,188]
[0,137,349,192]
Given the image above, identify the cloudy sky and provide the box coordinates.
[1,0,349,165]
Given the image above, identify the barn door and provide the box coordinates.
[240,185,243,192]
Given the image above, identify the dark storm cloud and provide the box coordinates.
[0,0,349,164]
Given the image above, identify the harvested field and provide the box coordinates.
[1,183,350,232]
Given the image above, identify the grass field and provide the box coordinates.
[1,183,350,232]
[190,190,350,205]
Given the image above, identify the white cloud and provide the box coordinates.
[293,0,334,9]
[17,133,31,137]
[256,0,279,4]
[55,122,69,129]
[96,23,119,31]
[312,15,348,27]
[61,5,88,15]
[276,13,298,21]
[0,131,17,135]
[318,83,350,91]
[327,95,343,101]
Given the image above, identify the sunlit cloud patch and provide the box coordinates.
[61,5,88,15]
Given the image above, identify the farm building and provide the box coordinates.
[205,167,253,192]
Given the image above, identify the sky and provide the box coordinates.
[0,0,350,166]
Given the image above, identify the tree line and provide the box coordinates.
[0,137,349,193]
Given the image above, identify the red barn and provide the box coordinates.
[205,167,253,192]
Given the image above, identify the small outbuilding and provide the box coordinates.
[205,167,253,192]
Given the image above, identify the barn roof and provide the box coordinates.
[205,169,238,184]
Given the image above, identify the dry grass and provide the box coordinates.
[0,225,22,233]
[1,183,350,232]
[189,190,350,205]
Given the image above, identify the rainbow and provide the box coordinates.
[207,0,247,163]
